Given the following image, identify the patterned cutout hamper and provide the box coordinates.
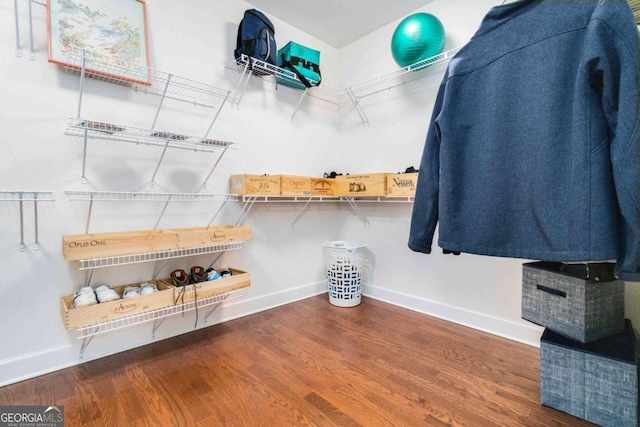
[521,261,624,343]
[323,241,367,307]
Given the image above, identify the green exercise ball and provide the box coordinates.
[391,13,445,68]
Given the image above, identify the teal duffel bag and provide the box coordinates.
[277,41,322,89]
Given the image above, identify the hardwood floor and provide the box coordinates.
[0,295,594,426]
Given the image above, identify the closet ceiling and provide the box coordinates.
[244,0,435,48]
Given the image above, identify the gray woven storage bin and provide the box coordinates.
[540,320,638,427]
[522,261,624,343]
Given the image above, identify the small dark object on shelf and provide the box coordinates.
[323,171,349,178]
[399,166,419,174]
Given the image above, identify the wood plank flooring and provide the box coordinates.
[0,295,594,426]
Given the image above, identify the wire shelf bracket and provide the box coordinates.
[344,87,369,127]
[13,0,21,58]
[0,190,55,251]
[238,195,414,227]
[65,191,245,293]
[64,47,234,109]
[76,290,242,359]
[65,118,234,186]
[65,191,238,234]
[63,48,236,184]
[231,55,348,120]
[77,242,245,271]
[13,0,46,60]
[341,47,460,125]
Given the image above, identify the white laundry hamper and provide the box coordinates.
[323,241,367,307]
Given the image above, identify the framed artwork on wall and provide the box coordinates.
[47,0,151,85]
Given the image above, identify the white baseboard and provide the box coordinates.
[0,281,542,387]
[0,280,327,388]
[363,284,543,347]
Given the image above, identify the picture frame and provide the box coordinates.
[47,0,151,85]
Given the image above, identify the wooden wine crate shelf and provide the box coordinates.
[230,175,281,195]
[166,268,251,304]
[62,270,251,330]
[385,172,418,197]
[280,175,312,196]
[61,280,174,329]
[335,173,389,197]
[63,226,251,261]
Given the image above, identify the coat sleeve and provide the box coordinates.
[408,77,447,254]
[592,3,640,281]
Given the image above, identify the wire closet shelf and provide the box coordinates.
[75,289,243,339]
[62,46,233,109]
[77,242,245,270]
[233,54,348,107]
[240,195,414,203]
[65,191,238,203]
[343,46,461,99]
[65,118,233,154]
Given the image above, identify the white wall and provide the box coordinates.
[1,0,636,387]
[0,0,343,386]
[335,0,639,347]
[332,0,544,346]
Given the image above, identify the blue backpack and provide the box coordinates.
[234,9,277,66]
